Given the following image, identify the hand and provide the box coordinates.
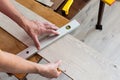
[37,60,62,78]
[23,20,59,50]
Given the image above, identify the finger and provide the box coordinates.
[46,30,59,35]
[55,60,62,76]
[35,20,45,28]
[57,70,62,76]
[55,60,62,68]
[44,22,59,30]
[32,35,40,50]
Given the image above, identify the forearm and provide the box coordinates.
[0,0,27,28]
[0,50,41,73]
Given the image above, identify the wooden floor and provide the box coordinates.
[72,0,120,72]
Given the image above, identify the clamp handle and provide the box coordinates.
[102,0,116,6]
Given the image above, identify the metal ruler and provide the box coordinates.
[17,20,80,59]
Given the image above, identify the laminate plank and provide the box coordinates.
[72,0,120,76]
[39,35,120,80]
[1,0,119,80]
[0,0,71,79]
[36,0,53,7]
[0,0,69,79]
[26,59,72,80]
[71,0,120,79]
[0,72,18,80]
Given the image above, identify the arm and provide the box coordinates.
[0,0,61,78]
[0,50,61,78]
[0,0,59,50]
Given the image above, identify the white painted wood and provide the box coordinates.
[36,0,54,7]
[0,0,52,46]
[26,59,72,80]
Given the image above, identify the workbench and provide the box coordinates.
[0,0,119,80]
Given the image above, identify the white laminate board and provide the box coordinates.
[26,59,72,80]
[0,0,51,46]
[38,35,120,80]
[72,0,120,76]
[0,72,18,80]
[36,0,54,7]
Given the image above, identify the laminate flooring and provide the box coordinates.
[72,0,120,70]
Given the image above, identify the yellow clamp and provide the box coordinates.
[62,0,74,15]
[102,0,116,6]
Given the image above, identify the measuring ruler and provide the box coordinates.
[17,20,80,59]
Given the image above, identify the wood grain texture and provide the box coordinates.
[16,0,69,27]
[39,35,120,80]
[26,59,72,80]
[73,1,120,77]
[0,28,26,54]
[72,0,99,40]
[0,0,62,46]
[0,1,70,79]
[51,0,65,10]
[0,0,69,79]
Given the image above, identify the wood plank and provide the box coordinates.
[0,28,26,54]
[0,72,18,80]
[0,1,75,79]
[36,0,54,7]
[39,35,120,80]
[0,0,55,46]
[51,0,65,10]
[26,59,72,80]
[0,0,68,79]
[16,0,69,27]
[73,0,120,76]
[0,27,42,79]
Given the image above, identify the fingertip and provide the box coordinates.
[34,40,40,50]
[58,60,62,64]
[33,35,41,50]
[52,30,59,35]
[56,31,59,35]
[57,70,62,76]
[37,46,40,50]
[56,60,62,66]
